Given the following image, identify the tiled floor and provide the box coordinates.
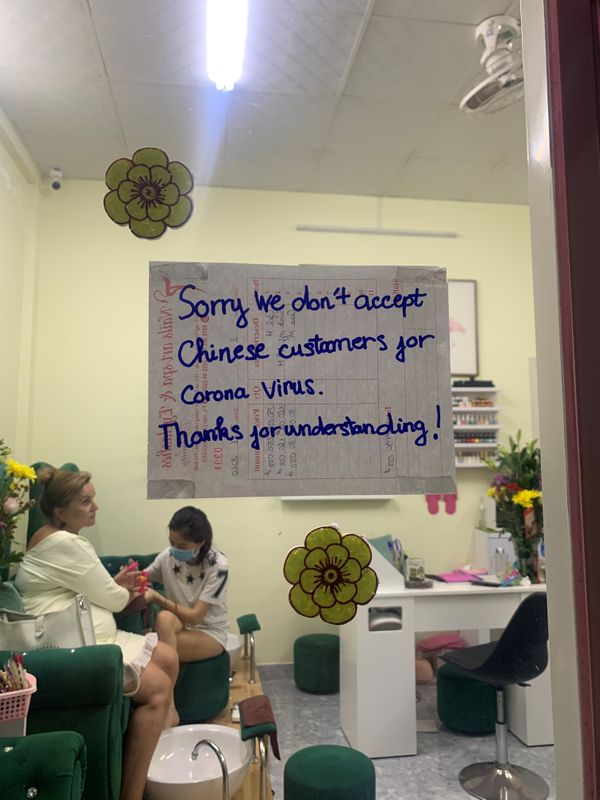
[259,666,556,800]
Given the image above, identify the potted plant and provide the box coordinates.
[485,431,543,582]
[0,440,36,604]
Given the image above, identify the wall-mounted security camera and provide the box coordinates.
[49,167,63,191]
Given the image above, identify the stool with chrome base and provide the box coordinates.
[237,613,261,684]
[441,592,549,800]
[239,694,280,800]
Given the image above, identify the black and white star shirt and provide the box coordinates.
[145,546,229,647]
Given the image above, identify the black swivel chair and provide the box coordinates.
[441,592,549,800]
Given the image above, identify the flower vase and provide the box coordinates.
[512,539,539,583]
[0,535,10,582]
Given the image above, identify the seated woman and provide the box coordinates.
[15,468,179,800]
[143,506,229,661]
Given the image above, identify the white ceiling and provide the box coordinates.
[0,0,527,203]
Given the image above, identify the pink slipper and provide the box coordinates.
[443,493,457,514]
[425,494,441,514]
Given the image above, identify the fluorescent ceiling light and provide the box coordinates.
[296,224,458,239]
[206,0,248,92]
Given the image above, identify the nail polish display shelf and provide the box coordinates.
[452,386,499,468]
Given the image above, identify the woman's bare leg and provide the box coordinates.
[176,630,224,662]
[154,609,184,651]
[154,609,223,662]
[149,639,180,728]
[119,662,171,800]
[151,641,179,685]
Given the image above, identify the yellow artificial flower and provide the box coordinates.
[6,459,36,483]
[486,487,496,497]
[512,489,542,508]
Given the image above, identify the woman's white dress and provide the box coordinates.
[15,531,156,693]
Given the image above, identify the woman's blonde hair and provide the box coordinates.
[38,468,92,524]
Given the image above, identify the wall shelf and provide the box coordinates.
[452,385,499,468]
[451,386,498,393]
[453,424,500,431]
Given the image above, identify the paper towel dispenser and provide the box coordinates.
[368,606,403,631]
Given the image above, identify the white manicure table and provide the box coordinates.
[339,548,553,758]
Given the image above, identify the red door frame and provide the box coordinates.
[544,1,600,795]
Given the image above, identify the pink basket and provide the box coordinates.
[0,674,37,722]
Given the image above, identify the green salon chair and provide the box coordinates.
[0,581,23,612]
[1,731,87,800]
[0,645,128,800]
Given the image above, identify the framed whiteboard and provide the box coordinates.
[448,280,478,376]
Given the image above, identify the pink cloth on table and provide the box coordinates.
[437,568,487,583]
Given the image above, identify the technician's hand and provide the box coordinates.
[144,587,162,605]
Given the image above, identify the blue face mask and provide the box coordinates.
[170,547,197,562]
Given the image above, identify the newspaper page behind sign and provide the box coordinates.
[148,262,456,498]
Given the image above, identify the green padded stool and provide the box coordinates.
[294,633,339,694]
[437,662,496,734]
[174,649,231,723]
[284,744,375,800]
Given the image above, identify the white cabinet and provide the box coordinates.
[452,386,499,468]
[506,667,554,746]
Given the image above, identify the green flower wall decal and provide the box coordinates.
[103,147,193,239]
[283,525,378,624]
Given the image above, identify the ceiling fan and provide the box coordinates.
[460,15,524,114]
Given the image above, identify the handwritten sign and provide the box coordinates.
[147,262,456,498]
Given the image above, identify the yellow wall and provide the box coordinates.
[26,180,535,663]
[0,112,38,453]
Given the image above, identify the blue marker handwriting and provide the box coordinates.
[177,332,437,367]
[159,418,243,450]
[178,337,269,367]
[278,333,388,360]
[395,334,436,363]
[158,411,436,452]
[249,412,429,451]
[178,285,250,329]
[180,379,317,405]
[253,290,285,313]
[181,385,251,405]
[182,284,428,322]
